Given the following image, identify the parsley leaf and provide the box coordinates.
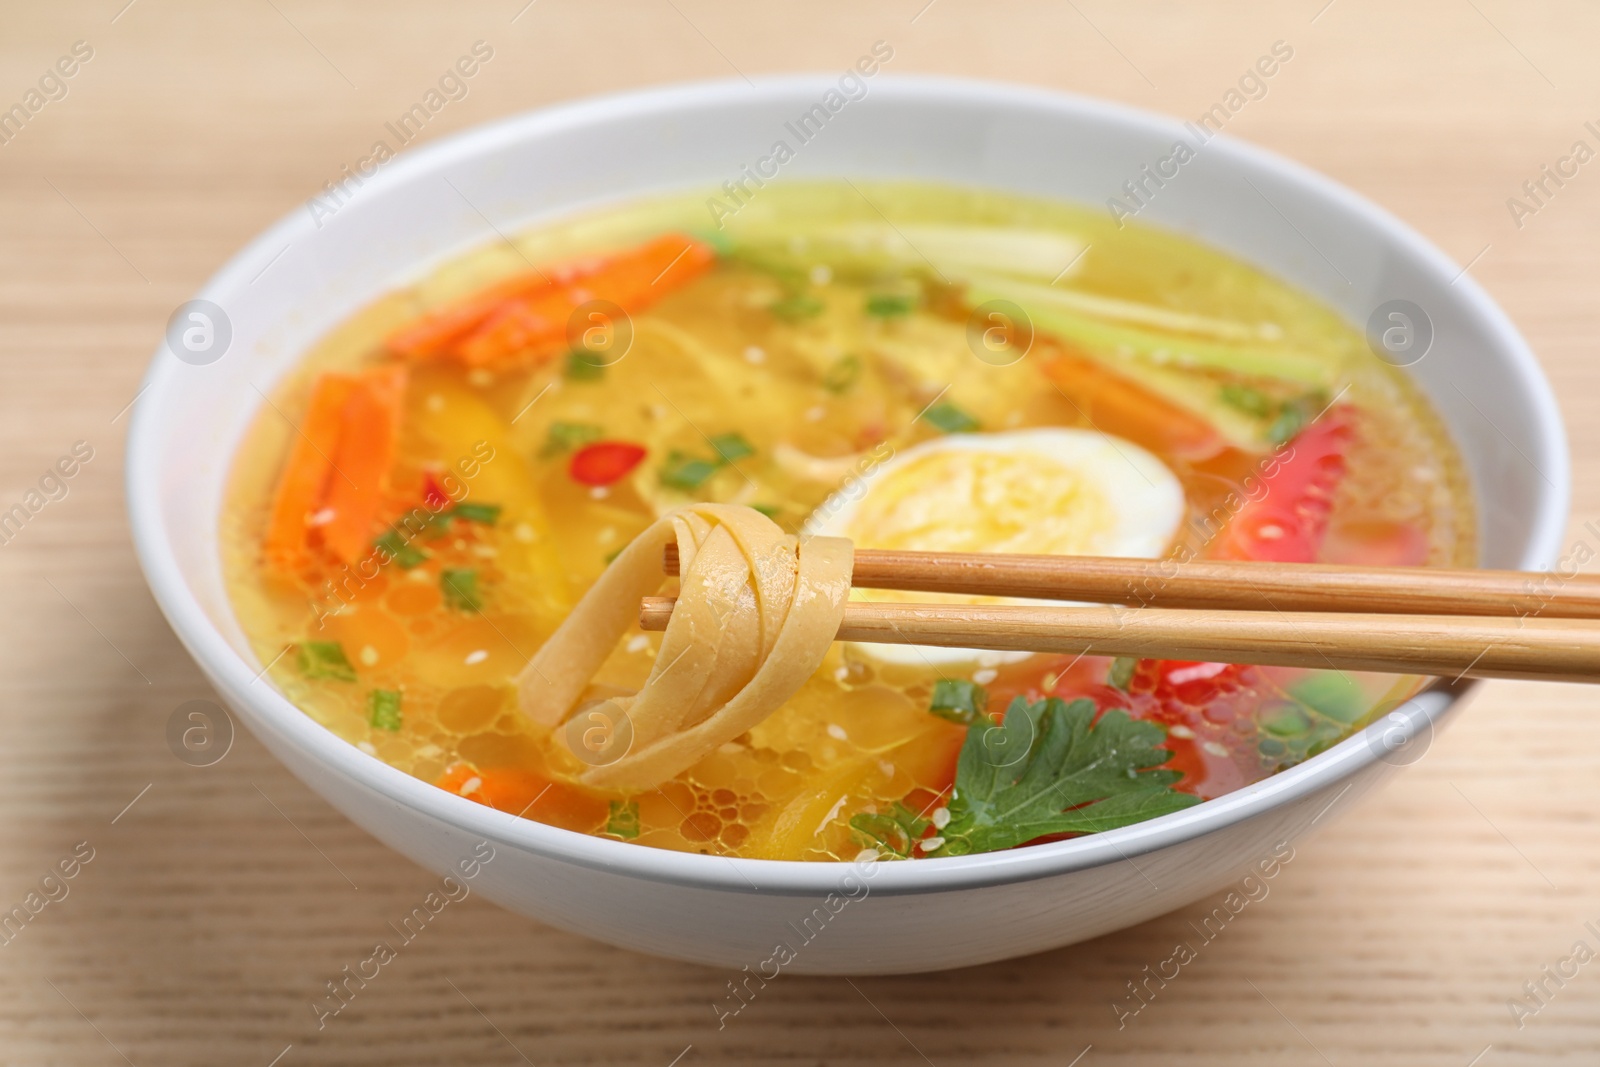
[849,801,933,858]
[564,349,606,381]
[1107,656,1137,692]
[709,432,755,464]
[923,401,980,434]
[769,293,824,321]
[441,568,483,612]
[373,528,428,569]
[540,421,603,457]
[929,678,987,725]
[660,450,721,490]
[451,502,502,525]
[932,697,1199,856]
[865,293,916,317]
[822,354,862,394]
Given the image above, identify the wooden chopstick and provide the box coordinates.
[662,545,1600,619]
[638,596,1600,683]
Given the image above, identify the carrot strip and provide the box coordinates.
[452,233,716,367]
[385,271,553,359]
[435,763,608,830]
[263,373,358,574]
[1039,346,1225,461]
[317,364,409,563]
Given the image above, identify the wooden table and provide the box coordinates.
[3,1,1598,1062]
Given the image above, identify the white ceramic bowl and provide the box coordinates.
[126,76,1569,974]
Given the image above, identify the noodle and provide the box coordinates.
[517,504,853,791]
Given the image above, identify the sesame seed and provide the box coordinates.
[810,264,832,285]
[426,393,445,412]
[805,405,826,421]
[467,369,494,388]
[744,345,766,364]
[1169,724,1195,739]
[1202,741,1230,757]
[513,523,535,543]
[626,635,650,654]
[358,645,379,667]
[308,507,336,526]
[464,649,489,665]
[826,723,848,741]
[459,776,482,795]
[357,741,377,756]
[590,486,610,500]
[931,807,951,830]
[918,836,945,853]
[1257,524,1285,540]
[973,668,998,685]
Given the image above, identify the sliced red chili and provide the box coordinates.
[569,441,647,486]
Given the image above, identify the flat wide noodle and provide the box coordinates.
[516,504,853,791]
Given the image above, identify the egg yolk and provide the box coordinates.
[845,448,1116,557]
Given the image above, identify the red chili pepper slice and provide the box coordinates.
[569,441,647,486]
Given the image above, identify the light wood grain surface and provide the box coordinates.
[3,1,1599,1063]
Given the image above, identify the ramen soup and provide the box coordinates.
[222,183,1474,862]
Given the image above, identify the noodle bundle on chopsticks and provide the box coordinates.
[517,504,853,791]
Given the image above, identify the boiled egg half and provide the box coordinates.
[803,427,1186,666]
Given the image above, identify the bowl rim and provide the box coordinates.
[126,73,1571,897]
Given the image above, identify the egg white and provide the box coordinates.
[803,428,1186,667]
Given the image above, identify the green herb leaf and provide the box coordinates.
[865,293,916,317]
[367,689,403,732]
[373,529,429,570]
[849,801,932,858]
[934,697,1199,856]
[709,432,755,464]
[929,678,988,726]
[564,349,606,381]
[441,568,483,613]
[1219,383,1273,418]
[603,546,625,565]
[1107,656,1137,692]
[299,641,356,682]
[1267,405,1306,446]
[540,421,603,457]
[750,503,780,520]
[822,354,862,394]
[452,502,502,525]
[659,450,721,490]
[923,401,980,434]
[605,799,642,839]
[769,293,824,321]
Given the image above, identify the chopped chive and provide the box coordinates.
[603,546,625,565]
[299,641,356,682]
[923,401,980,434]
[1108,656,1137,692]
[441,568,482,612]
[865,293,916,317]
[709,432,755,464]
[1219,384,1273,418]
[373,529,428,569]
[452,502,502,525]
[822,354,862,394]
[564,349,606,381]
[929,678,988,725]
[367,689,403,732]
[769,293,824,322]
[659,450,721,491]
[540,421,603,457]
[605,799,642,839]
[750,504,780,519]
